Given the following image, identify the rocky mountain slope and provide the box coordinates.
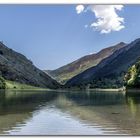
[46,42,126,84]
[66,38,140,89]
[0,42,60,89]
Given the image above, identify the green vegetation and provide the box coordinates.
[0,76,6,89]
[125,60,140,88]
[0,75,48,90]
[6,80,36,89]
[5,80,47,90]
[67,76,124,90]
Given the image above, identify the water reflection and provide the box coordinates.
[62,91,140,135]
[126,92,140,117]
[64,91,126,106]
[0,90,58,134]
[0,89,140,135]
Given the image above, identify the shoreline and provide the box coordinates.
[88,88,125,92]
[126,89,140,93]
[2,86,140,94]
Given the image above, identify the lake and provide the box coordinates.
[0,89,140,135]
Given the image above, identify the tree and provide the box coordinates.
[0,76,6,89]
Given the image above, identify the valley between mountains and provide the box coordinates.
[1,38,140,90]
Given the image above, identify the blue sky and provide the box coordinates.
[0,5,140,70]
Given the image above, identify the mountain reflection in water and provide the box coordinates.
[0,89,139,135]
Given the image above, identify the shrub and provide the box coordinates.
[0,76,6,89]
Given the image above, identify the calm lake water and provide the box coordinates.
[0,89,140,135]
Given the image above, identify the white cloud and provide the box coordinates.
[90,5,124,34]
[76,5,85,14]
[76,5,125,34]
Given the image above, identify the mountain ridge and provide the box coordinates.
[0,42,60,89]
[46,42,126,84]
[65,38,140,88]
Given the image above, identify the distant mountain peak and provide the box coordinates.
[118,42,126,45]
[46,41,126,84]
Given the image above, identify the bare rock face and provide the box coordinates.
[0,42,60,89]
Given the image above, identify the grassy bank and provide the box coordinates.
[5,80,49,90]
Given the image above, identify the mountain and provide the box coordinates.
[0,42,60,89]
[46,42,126,84]
[66,38,140,89]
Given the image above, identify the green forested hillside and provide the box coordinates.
[125,59,140,88]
